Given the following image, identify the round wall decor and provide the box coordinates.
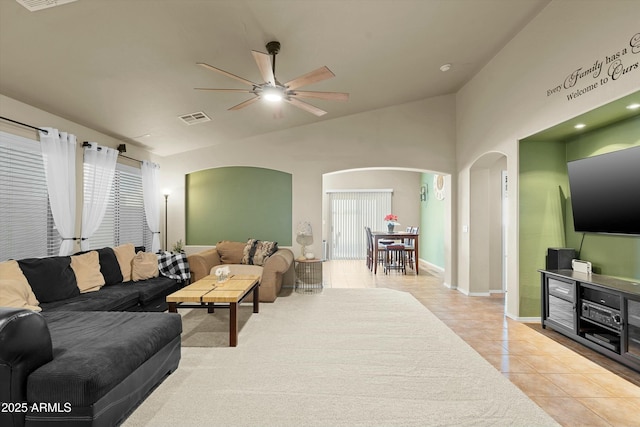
[434,174,445,200]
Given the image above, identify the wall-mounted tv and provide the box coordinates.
[567,145,640,236]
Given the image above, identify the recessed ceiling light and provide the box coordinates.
[439,63,452,72]
[574,123,586,129]
[626,103,640,110]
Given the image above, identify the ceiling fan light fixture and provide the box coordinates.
[262,86,284,102]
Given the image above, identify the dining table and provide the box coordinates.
[371,230,419,275]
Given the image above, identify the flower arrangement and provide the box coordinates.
[384,214,399,232]
[384,214,399,224]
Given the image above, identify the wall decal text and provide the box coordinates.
[546,32,639,101]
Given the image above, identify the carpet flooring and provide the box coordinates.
[122,288,560,426]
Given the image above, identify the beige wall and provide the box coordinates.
[456,0,640,318]
[160,94,457,284]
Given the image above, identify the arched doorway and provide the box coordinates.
[469,153,507,297]
[322,167,453,285]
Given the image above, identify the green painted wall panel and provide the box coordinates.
[185,166,292,246]
[420,173,445,268]
[519,116,640,317]
[519,140,568,317]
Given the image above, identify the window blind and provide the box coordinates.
[327,190,392,260]
[85,163,152,251]
[0,131,60,260]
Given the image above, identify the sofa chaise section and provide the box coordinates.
[0,307,182,427]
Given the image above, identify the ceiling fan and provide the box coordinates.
[195,41,349,117]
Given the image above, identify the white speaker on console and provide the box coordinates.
[572,259,592,274]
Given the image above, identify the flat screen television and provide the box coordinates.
[566,145,640,236]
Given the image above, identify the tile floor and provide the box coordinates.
[322,260,640,427]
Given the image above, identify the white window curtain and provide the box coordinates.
[141,161,161,253]
[39,128,77,256]
[81,142,118,251]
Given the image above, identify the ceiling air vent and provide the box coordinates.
[179,111,211,125]
[16,0,79,12]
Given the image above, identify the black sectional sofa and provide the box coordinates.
[0,246,187,427]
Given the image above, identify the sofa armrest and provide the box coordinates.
[0,307,53,427]
[187,248,221,283]
[260,248,295,302]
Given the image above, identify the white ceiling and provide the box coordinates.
[0,0,550,156]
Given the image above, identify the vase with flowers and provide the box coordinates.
[384,214,399,232]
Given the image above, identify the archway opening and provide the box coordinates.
[469,153,507,299]
[322,167,453,284]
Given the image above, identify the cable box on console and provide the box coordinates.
[585,332,619,352]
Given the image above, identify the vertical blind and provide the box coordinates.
[0,131,60,260]
[327,190,392,260]
[85,163,152,251]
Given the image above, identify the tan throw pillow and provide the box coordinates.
[215,241,246,264]
[131,251,159,281]
[0,260,40,311]
[70,251,105,293]
[113,243,136,282]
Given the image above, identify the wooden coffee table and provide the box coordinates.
[166,274,260,347]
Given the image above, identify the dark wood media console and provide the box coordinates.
[540,269,640,372]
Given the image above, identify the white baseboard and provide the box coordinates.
[456,287,491,296]
[443,282,457,290]
[505,312,541,323]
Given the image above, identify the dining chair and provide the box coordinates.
[403,226,418,271]
[364,226,374,270]
[384,243,406,274]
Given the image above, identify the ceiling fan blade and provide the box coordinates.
[197,62,256,86]
[228,96,260,111]
[251,51,276,86]
[194,88,254,93]
[285,97,327,116]
[292,91,349,102]
[285,66,335,90]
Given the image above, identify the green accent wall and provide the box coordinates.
[519,141,568,317]
[420,173,445,269]
[519,116,640,317]
[185,166,292,246]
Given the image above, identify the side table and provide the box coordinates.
[295,258,323,293]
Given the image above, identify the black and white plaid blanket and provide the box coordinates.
[157,251,191,283]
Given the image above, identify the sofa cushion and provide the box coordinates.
[38,285,141,312]
[120,276,182,305]
[0,260,40,311]
[28,310,182,407]
[215,241,245,264]
[241,239,278,266]
[75,247,123,286]
[17,257,80,303]
[70,251,106,293]
[131,251,159,281]
[113,243,136,282]
[0,279,41,312]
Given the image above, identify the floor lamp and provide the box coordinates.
[163,190,170,251]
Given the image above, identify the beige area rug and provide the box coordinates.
[123,289,560,427]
